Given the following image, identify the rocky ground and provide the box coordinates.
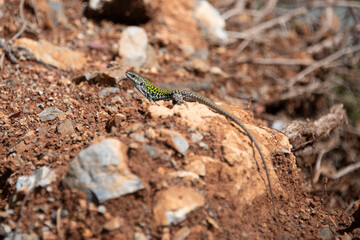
[1,0,360,239]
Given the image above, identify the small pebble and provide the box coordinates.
[97,205,107,214]
[39,107,63,122]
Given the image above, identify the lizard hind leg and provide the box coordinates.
[172,93,189,109]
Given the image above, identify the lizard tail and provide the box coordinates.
[183,90,277,219]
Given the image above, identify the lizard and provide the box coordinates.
[125,70,277,219]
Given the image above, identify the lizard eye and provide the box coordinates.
[139,82,144,86]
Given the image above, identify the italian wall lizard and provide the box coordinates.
[126,71,276,218]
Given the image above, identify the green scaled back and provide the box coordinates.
[140,74,174,101]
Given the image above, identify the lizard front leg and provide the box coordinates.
[172,93,189,109]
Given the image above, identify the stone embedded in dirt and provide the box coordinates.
[148,102,219,131]
[102,216,124,231]
[153,186,205,226]
[180,44,196,58]
[143,145,163,159]
[56,119,75,136]
[97,205,106,214]
[130,132,147,143]
[184,159,206,177]
[15,166,57,191]
[183,58,210,73]
[39,107,63,122]
[160,129,189,156]
[0,224,12,235]
[168,171,204,186]
[194,0,227,45]
[144,128,156,139]
[220,126,283,205]
[210,66,228,78]
[134,232,147,240]
[278,209,287,216]
[124,122,144,134]
[161,228,171,240]
[188,155,218,163]
[199,142,209,149]
[192,58,210,73]
[114,113,126,126]
[62,138,144,203]
[98,87,120,98]
[13,141,27,153]
[222,130,249,165]
[106,113,127,131]
[72,65,126,86]
[318,227,333,240]
[12,38,87,71]
[119,27,149,67]
[174,226,190,240]
[191,132,203,143]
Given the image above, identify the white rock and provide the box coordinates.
[119,27,149,67]
[15,166,57,191]
[194,0,227,45]
[62,138,144,203]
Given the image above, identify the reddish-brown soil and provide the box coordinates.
[1,0,359,239]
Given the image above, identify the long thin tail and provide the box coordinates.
[229,115,277,219]
[187,91,277,219]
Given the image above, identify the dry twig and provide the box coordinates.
[321,161,360,180]
[310,0,360,9]
[0,39,18,64]
[56,208,65,240]
[289,44,360,86]
[307,7,335,43]
[221,0,247,20]
[228,7,308,39]
[253,0,278,24]
[313,146,338,184]
[10,0,28,42]
[306,32,345,54]
[233,39,251,56]
[264,81,331,105]
[236,57,314,66]
[0,52,5,70]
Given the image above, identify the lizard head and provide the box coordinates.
[125,71,152,99]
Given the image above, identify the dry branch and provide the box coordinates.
[284,104,347,149]
[313,146,338,183]
[264,81,331,105]
[310,0,360,9]
[325,161,360,180]
[0,39,18,64]
[236,57,314,66]
[10,0,28,42]
[306,33,345,54]
[289,44,360,86]
[253,0,278,24]
[307,7,335,43]
[221,0,247,20]
[228,7,308,39]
